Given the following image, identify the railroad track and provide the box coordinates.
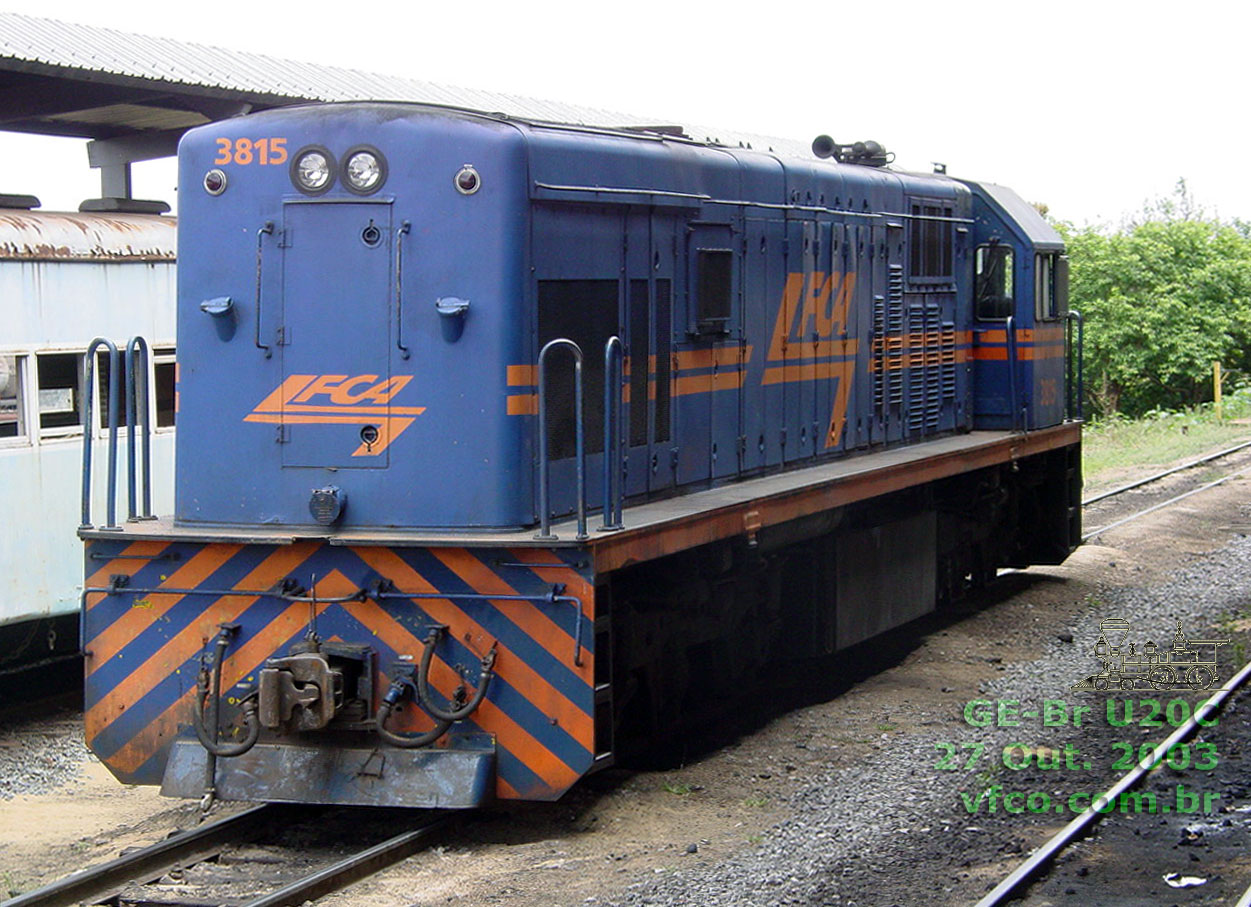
[1081,436,1251,541]
[1,803,454,907]
[974,657,1251,906]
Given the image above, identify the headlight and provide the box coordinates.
[291,146,335,195]
[342,146,387,195]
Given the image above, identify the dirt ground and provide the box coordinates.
[2,454,1250,905]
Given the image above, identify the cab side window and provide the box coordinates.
[974,245,1013,320]
[1035,253,1057,320]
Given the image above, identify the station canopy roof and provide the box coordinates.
[0,11,801,197]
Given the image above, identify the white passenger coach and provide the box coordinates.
[0,200,175,675]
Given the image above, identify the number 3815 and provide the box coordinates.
[214,137,288,166]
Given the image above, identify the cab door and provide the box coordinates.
[1028,251,1069,428]
[623,209,677,498]
[279,200,393,469]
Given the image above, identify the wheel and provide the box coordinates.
[1094,676,1109,691]
[1148,666,1177,690]
[1120,679,1135,691]
[1187,665,1216,690]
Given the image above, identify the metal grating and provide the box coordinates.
[906,302,945,433]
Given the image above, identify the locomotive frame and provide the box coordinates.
[79,102,1082,808]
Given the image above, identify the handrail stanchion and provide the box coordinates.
[1066,311,1084,421]
[124,336,154,520]
[535,338,587,541]
[395,221,412,359]
[254,222,274,358]
[1005,315,1020,432]
[81,338,121,531]
[600,336,624,531]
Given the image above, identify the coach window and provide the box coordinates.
[694,249,733,334]
[0,354,25,440]
[974,245,1014,320]
[37,352,83,434]
[1036,253,1057,320]
[154,349,176,428]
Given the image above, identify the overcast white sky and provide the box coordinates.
[0,0,1245,226]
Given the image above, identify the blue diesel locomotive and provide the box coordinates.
[79,102,1081,808]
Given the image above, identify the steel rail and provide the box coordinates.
[1082,436,1251,506]
[1082,464,1251,542]
[974,656,1251,907]
[0,804,292,907]
[1235,877,1251,907]
[239,811,455,907]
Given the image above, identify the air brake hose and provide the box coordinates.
[374,678,454,748]
[193,625,260,758]
[415,628,497,722]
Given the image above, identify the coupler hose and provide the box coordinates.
[374,678,453,748]
[415,628,497,722]
[193,624,260,758]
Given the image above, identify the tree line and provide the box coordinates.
[1056,181,1251,418]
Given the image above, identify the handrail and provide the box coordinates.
[1066,310,1084,421]
[124,337,154,521]
[1005,315,1020,432]
[535,338,587,541]
[600,336,624,531]
[254,221,274,357]
[395,221,412,359]
[81,338,121,530]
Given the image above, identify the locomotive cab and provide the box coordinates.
[963,181,1073,430]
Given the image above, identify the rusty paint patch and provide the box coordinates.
[0,210,176,261]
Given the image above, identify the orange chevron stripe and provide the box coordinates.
[86,543,322,742]
[104,599,311,775]
[504,548,595,605]
[86,545,243,675]
[429,549,592,686]
[347,588,581,798]
[85,540,173,589]
[351,548,589,795]
[354,548,592,724]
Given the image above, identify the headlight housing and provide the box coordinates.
[342,146,387,195]
[291,146,335,195]
[203,168,227,196]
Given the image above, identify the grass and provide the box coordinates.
[662,782,693,796]
[1083,396,1251,491]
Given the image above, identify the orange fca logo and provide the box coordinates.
[244,374,425,456]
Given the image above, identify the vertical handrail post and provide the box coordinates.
[125,336,153,520]
[1005,315,1020,432]
[534,338,587,541]
[1066,310,1084,421]
[254,222,274,358]
[395,221,412,359]
[81,338,121,531]
[600,336,624,531]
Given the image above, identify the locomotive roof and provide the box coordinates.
[963,180,1064,251]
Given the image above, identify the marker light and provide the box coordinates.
[455,164,481,195]
[203,169,227,196]
[291,147,335,195]
[343,147,386,195]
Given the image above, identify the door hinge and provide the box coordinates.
[276,424,290,444]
